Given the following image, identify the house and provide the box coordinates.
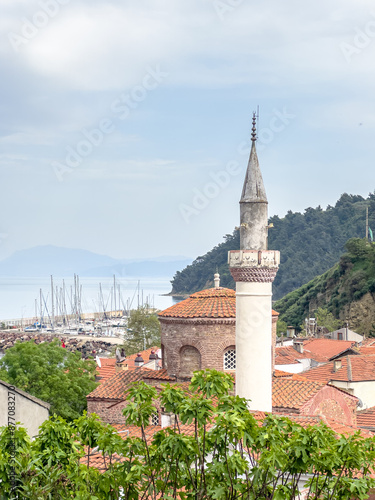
[96,347,161,383]
[357,406,375,433]
[302,354,375,409]
[275,338,359,373]
[272,376,358,426]
[0,379,50,437]
[87,367,175,425]
[326,327,363,343]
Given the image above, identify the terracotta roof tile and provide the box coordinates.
[88,368,146,399]
[88,368,174,400]
[303,338,357,362]
[97,347,161,381]
[303,354,375,383]
[275,346,306,365]
[272,378,324,411]
[357,406,375,431]
[359,346,375,355]
[159,287,279,319]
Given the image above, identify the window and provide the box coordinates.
[151,413,160,426]
[224,349,236,370]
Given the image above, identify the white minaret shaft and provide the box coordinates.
[228,113,280,412]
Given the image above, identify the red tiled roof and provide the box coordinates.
[88,368,146,399]
[97,347,161,381]
[275,346,306,365]
[357,406,375,431]
[272,378,324,411]
[159,287,279,319]
[88,367,174,400]
[303,338,357,362]
[303,354,375,383]
[359,346,375,355]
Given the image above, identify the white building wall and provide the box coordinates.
[330,380,375,409]
[0,382,49,437]
[275,363,304,374]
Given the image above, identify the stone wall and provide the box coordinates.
[160,314,278,380]
[160,318,235,380]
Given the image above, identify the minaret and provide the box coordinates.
[228,113,280,412]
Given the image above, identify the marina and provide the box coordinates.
[0,275,177,330]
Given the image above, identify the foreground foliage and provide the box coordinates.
[1,370,375,499]
[0,339,97,420]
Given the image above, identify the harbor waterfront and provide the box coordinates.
[0,276,176,324]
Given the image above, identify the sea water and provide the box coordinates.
[0,276,177,321]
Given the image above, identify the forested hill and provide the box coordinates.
[273,238,375,334]
[170,192,375,300]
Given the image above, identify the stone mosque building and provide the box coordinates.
[159,278,279,381]
[87,115,362,430]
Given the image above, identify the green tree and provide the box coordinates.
[2,369,375,499]
[276,319,288,336]
[125,306,161,354]
[315,307,342,332]
[0,340,97,420]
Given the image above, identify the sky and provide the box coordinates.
[1,0,375,261]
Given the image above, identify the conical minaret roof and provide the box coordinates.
[239,113,269,250]
[240,114,267,204]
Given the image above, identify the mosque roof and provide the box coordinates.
[159,287,279,320]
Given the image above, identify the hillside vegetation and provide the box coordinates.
[171,192,375,300]
[274,238,375,334]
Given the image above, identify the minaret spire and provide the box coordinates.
[228,115,280,413]
[240,112,268,251]
[251,112,257,142]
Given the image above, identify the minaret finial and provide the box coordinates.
[251,111,257,143]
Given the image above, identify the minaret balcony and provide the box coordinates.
[228,249,280,283]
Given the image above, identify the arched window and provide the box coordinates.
[224,348,236,370]
[179,346,201,377]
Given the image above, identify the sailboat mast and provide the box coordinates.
[113,274,116,318]
[51,275,55,331]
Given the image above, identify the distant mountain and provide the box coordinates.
[0,245,192,278]
[170,192,375,300]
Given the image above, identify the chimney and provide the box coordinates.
[333,359,342,372]
[134,353,144,367]
[115,362,128,372]
[149,350,158,361]
[287,326,295,338]
[161,409,176,428]
[214,272,220,289]
[293,340,303,353]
